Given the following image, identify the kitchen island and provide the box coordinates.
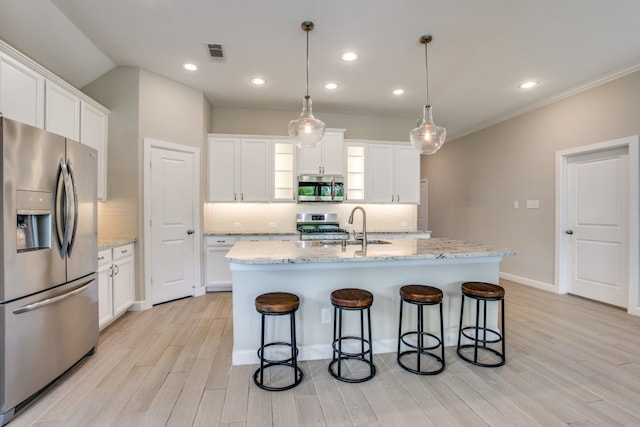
[225,238,515,365]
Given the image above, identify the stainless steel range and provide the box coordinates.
[296,213,349,241]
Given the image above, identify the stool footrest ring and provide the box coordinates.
[328,357,376,383]
[253,364,304,391]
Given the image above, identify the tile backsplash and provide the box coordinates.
[203,203,417,234]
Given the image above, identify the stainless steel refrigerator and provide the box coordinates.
[0,116,98,425]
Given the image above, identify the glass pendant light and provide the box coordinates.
[289,21,326,149]
[410,35,446,155]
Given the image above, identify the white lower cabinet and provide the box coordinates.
[205,236,237,291]
[98,243,135,330]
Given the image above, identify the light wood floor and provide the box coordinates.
[11,280,640,426]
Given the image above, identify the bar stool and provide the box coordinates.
[457,282,506,367]
[253,292,303,391]
[328,288,376,383]
[397,285,445,375]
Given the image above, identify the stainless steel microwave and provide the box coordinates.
[297,175,344,202]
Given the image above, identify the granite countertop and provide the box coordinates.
[224,237,515,265]
[98,238,137,251]
[204,230,431,236]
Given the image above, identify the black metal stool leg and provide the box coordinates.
[439,301,445,364]
[367,306,374,377]
[259,313,266,386]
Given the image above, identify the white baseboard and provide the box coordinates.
[129,300,151,311]
[500,272,556,292]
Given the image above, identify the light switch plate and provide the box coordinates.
[513,200,519,209]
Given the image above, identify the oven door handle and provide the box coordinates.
[12,280,93,315]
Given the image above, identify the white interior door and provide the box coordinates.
[150,146,196,304]
[566,147,629,307]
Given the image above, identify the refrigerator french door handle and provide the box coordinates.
[66,160,79,256]
[54,159,71,258]
[12,280,94,315]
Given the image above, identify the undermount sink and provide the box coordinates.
[299,239,391,248]
[349,239,391,245]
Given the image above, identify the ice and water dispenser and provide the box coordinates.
[16,190,52,252]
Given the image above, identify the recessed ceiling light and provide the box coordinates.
[392,89,405,96]
[324,82,339,90]
[183,63,198,71]
[341,52,358,62]
[519,80,539,89]
[250,77,266,86]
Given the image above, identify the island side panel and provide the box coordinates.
[230,257,501,366]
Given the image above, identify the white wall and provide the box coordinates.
[84,66,212,301]
[83,67,140,240]
[211,107,415,141]
[423,70,640,287]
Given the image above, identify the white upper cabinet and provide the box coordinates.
[368,143,420,204]
[0,52,45,128]
[272,139,296,202]
[240,139,270,202]
[297,129,345,175]
[45,80,80,141]
[395,145,420,204]
[345,142,366,202]
[208,137,237,201]
[80,101,109,200]
[208,136,270,202]
[1,42,109,201]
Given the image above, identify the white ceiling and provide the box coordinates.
[2,0,640,139]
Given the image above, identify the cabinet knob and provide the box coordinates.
[187,229,194,235]
[565,229,574,235]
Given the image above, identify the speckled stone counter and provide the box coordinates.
[98,238,136,251]
[225,238,514,265]
[226,238,515,366]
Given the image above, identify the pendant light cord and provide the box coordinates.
[305,26,310,98]
[424,40,430,106]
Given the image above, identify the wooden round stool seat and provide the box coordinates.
[330,288,373,308]
[461,282,504,299]
[400,285,443,304]
[255,292,299,314]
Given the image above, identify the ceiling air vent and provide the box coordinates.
[207,43,225,60]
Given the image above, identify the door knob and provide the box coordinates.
[565,230,574,235]
[187,229,194,235]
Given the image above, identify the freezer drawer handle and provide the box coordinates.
[12,280,94,315]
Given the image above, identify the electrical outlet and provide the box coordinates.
[232,222,241,228]
[400,221,408,227]
[268,222,277,228]
[321,308,331,324]
[513,200,519,209]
